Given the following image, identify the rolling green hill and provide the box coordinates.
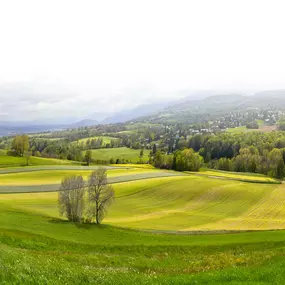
[0,155,76,167]
[86,147,150,163]
[0,166,283,231]
[2,164,285,283]
[1,172,285,284]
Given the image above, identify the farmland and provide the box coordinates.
[2,161,285,283]
[0,165,284,231]
[86,147,150,163]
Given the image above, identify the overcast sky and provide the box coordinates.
[0,0,285,122]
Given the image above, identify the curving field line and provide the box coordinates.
[0,165,128,174]
[0,171,188,193]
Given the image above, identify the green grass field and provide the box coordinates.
[73,136,120,146]
[0,155,76,167]
[2,195,285,284]
[197,169,279,183]
[0,168,166,185]
[2,163,285,283]
[86,147,150,163]
[0,167,284,231]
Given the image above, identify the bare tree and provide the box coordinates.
[86,168,115,224]
[58,175,85,222]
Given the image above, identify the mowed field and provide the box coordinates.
[2,163,285,283]
[0,165,284,231]
[86,147,150,162]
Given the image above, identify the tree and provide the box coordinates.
[139,148,144,158]
[58,175,85,222]
[246,121,259,129]
[11,134,29,156]
[153,150,163,168]
[278,119,285,131]
[85,150,92,166]
[86,168,115,224]
[152,144,157,155]
[174,148,203,171]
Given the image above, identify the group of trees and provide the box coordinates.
[185,132,285,178]
[79,138,121,150]
[11,135,31,165]
[11,134,29,156]
[58,168,114,224]
[210,147,285,178]
[246,121,259,129]
[153,148,204,171]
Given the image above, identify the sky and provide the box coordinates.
[0,0,285,122]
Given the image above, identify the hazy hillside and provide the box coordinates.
[132,91,285,124]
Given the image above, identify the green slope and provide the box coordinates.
[0,155,76,167]
[1,172,285,231]
[2,170,285,283]
[86,147,150,163]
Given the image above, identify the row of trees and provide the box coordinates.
[84,138,120,149]
[58,168,114,223]
[209,147,285,178]
[187,131,285,161]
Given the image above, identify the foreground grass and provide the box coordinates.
[2,171,285,283]
[1,208,285,284]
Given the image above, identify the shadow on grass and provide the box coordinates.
[47,217,104,229]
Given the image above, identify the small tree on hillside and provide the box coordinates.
[86,168,114,224]
[58,175,85,222]
[12,134,29,156]
[85,150,92,166]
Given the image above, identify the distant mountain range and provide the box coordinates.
[1,90,285,136]
[131,90,285,124]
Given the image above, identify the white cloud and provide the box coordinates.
[0,0,284,121]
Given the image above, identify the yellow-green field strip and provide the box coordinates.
[188,171,281,184]
[0,165,127,174]
[0,171,188,193]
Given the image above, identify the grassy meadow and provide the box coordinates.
[0,166,284,230]
[197,169,279,183]
[73,136,120,146]
[86,147,150,163]
[0,154,77,167]
[2,160,285,283]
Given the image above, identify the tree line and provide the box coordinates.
[187,132,285,178]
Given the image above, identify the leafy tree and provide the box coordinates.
[139,148,144,158]
[11,134,29,156]
[58,175,85,222]
[278,119,285,131]
[246,121,259,129]
[86,168,115,224]
[174,148,203,171]
[152,144,157,155]
[85,150,92,166]
[153,150,163,168]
